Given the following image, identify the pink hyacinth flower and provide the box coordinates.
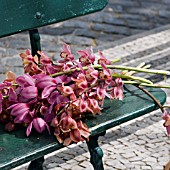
[26,117,50,136]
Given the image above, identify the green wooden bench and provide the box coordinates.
[0,1,166,170]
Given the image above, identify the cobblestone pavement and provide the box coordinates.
[1,1,170,169]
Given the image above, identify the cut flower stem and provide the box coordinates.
[51,64,170,77]
[112,73,153,84]
[123,80,170,89]
[136,85,164,112]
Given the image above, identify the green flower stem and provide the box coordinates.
[103,65,170,75]
[135,85,164,112]
[112,73,153,84]
[128,64,151,76]
[111,58,121,64]
[123,80,170,89]
[122,62,146,75]
[162,105,170,108]
[51,64,170,77]
[12,84,18,86]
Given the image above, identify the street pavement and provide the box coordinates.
[0,1,170,170]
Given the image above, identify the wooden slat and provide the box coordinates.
[0,0,108,38]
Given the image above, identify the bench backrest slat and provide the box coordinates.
[0,0,108,38]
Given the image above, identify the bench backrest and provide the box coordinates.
[0,0,108,38]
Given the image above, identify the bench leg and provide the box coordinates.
[27,156,44,170]
[86,132,106,170]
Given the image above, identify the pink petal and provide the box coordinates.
[62,43,71,54]
[115,78,123,88]
[46,65,55,74]
[26,122,33,136]
[9,103,29,116]
[114,87,124,100]
[80,99,88,113]
[33,118,45,133]
[8,88,17,102]
[79,129,90,138]
[33,118,50,134]
[70,129,82,143]
[22,86,38,99]
[166,126,170,136]
[44,106,54,122]
[51,117,59,127]
[48,91,59,104]
[24,74,35,86]
[42,86,56,99]
[60,116,77,132]
[36,76,56,89]
[14,112,27,123]
[16,76,27,86]
[63,137,72,146]
[97,88,105,100]
[63,86,74,95]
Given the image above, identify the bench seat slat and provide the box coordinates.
[0,85,166,170]
[0,0,108,38]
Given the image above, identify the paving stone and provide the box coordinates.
[113,162,126,169]
[121,152,136,159]
[59,162,76,169]
[66,159,78,165]
[46,162,59,169]
[82,152,90,159]
[134,139,146,145]
[113,144,125,149]
[70,165,85,170]
[48,167,64,170]
[74,155,86,162]
[129,157,144,162]
[133,165,142,169]
[141,165,152,170]
[79,161,93,169]
[59,35,94,46]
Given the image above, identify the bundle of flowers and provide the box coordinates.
[0,43,169,146]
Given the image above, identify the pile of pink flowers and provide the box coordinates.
[0,43,169,145]
[0,44,125,145]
